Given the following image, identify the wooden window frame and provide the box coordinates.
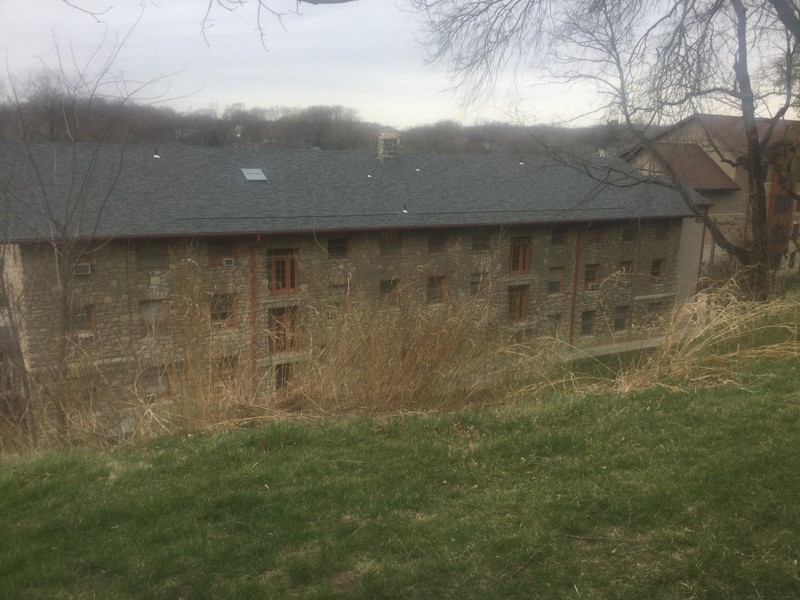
[580,310,596,336]
[274,362,292,390]
[379,231,402,257]
[550,226,567,246]
[142,365,171,402]
[507,285,528,322]
[613,305,630,332]
[379,278,400,306]
[68,304,97,345]
[654,222,670,240]
[426,276,447,303]
[585,230,602,245]
[208,238,237,267]
[470,272,489,298]
[509,237,530,275]
[428,232,447,254]
[471,229,490,251]
[210,293,237,327]
[774,196,794,214]
[584,263,600,290]
[136,240,168,271]
[548,267,565,294]
[327,237,349,259]
[140,299,168,337]
[622,222,638,243]
[267,249,298,294]
[268,307,298,354]
[547,314,563,338]
[650,258,666,283]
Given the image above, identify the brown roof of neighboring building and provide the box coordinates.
[693,114,800,155]
[620,114,800,160]
[653,142,740,192]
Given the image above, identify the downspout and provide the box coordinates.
[568,228,582,345]
[250,235,260,397]
[696,213,708,293]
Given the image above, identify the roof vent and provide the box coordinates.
[241,168,267,181]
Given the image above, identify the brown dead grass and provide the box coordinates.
[4,275,800,454]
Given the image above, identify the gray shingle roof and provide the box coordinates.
[0,141,701,242]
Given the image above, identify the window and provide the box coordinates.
[426,276,447,303]
[551,226,567,246]
[548,267,565,294]
[472,229,490,251]
[142,365,170,402]
[509,237,529,275]
[771,224,790,242]
[214,355,239,387]
[69,304,95,333]
[136,240,167,270]
[274,362,292,390]
[507,285,528,322]
[580,310,596,336]
[654,222,670,240]
[327,238,348,259]
[622,222,638,243]
[584,264,600,290]
[651,259,666,283]
[267,249,298,294]
[547,314,563,338]
[69,305,96,344]
[585,229,602,245]
[380,231,401,256]
[268,307,298,353]
[619,261,634,286]
[470,272,489,298]
[428,232,447,253]
[327,284,349,312]
[613,306,630,331]
[140,299,167,336]
[379,278,399,305]
[647,302,665,327]
[208,238,236,266]
[211,294,236,326]
[774,196,794,214]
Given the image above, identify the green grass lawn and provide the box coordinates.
[3,359,800,599]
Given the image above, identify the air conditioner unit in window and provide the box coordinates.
[222,257,236,267]
[76,331,96,345]
[74,262,92,276]
[587,283,599,291]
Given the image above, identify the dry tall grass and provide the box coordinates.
[3,278,800,454]
[287,291,561,414]
[614,282,800,391]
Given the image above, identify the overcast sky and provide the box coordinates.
[0,0,596,128]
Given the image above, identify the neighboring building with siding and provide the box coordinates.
[0,139,697,405]
[622,114,800,294]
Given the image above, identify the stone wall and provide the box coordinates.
[4,218,682,405]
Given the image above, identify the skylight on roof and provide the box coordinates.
[241,168,267,181]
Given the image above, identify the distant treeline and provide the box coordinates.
[0,94,634,156]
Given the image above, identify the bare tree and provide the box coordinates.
[0,39,172,442]
[409,0,800,293]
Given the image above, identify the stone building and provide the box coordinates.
[0,140,697,405]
